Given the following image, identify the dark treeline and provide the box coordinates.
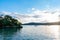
[22,22,60,25]
[0,15,22,28]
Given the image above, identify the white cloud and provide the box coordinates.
[20,9,60,23]
[0,8,60,24]
[31,8,35,11]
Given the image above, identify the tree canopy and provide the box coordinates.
[0,15,22,28]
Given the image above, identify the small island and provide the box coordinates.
[22,22,60,25]
[0,15,22,28]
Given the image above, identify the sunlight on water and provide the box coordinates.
[47,25,59,39]
[21,25,60,40]
[0,25,60,40]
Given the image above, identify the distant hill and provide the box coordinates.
[22,22,60,25]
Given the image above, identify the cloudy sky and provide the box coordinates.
[0,0,60,23]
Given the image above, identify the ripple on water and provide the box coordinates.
[0,25,60,40]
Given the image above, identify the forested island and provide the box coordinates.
[0,15,22,28]
[22,22,60,25]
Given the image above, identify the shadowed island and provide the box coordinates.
[22,22,60,25]
[0,15,22,28]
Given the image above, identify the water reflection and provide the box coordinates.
[0,28,22,40]
[0,25,60,40]
[21,25,60,40]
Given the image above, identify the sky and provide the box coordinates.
[0,0,60,23]
[0,0,60,12]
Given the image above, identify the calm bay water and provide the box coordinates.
[0,25,60,40]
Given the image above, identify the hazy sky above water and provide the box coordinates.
[0,0,60,23]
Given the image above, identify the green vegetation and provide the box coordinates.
[0,15,22,28]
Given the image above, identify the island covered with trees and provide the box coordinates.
[0,15,22,28]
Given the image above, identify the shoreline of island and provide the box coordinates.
[0,15,23,28]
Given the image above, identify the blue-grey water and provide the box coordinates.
[0,25,60,40]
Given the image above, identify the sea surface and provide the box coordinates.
[0,25,60,40]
